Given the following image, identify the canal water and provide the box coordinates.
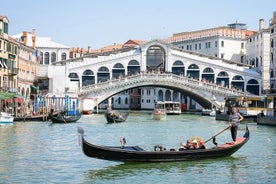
[0,112,275,184]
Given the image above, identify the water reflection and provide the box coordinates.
[83,157,244,183]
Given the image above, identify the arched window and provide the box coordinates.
[39,52,43,64]
[61,53,67,60]
[127,60,140,75]
[172,60,184,75]
[44,52,50,64]
[51,52,56,63]
[112,63,125,79]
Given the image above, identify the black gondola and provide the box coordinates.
[78,126,249,162]
[14,114,49,122]
[49,111,81,123]
[104,111,129,123]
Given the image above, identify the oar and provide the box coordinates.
[204,126,229,143]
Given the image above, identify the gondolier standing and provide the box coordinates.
[228,107,243,143]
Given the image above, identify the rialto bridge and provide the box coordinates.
[49,39,261,110]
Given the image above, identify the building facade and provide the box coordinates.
[0,16,19,93]
[246,19,271,93]
[270,11,276,93]
[166,23,255,63]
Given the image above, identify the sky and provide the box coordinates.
[2,0,276,49]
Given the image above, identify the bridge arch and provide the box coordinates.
[202,67,215,83]
[246,79,259,95]
[172,60,185,75]
[231,75,244,91]
[82,69,95,87]
[216,71,229,87]
[112,63,125,79]
[97,66,110,82]
[127,60,140,75]
[187,64,200,79]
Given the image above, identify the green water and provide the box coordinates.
[0,112,275,183]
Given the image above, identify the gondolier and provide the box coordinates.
[228,107,244,143]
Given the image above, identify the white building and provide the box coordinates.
[246,19,271,93]
[13,30,71,96]
[270,11,276,93]
[166,23,255,63]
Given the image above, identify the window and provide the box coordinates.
[221,41,224,47]
[220,53,224,59]
[215,41,218,47]
[44,52,49,64]
[199,43,201,50]
[3,22,8,34]
[186,45,189,50]
[241,43,244,49]
[195,44,197,50]
[61,53,67,60]
[271,39,274,48]
[51,52,56,63]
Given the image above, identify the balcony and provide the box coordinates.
[8,68,19,76]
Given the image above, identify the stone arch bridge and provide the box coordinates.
[78,73,246,110]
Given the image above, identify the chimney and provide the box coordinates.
[259,19,264,31]
[31,29,36,49]
[23,31,27,45]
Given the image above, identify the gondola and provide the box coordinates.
[14,114,49,122]
[104,111,129,123]
[77,126,249,162]
[49,111,81,123]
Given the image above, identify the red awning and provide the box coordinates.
[3,97,24,103]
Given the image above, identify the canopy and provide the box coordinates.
[0,92,25,103]
[0,92,17,100]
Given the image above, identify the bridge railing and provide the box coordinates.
[79,73,246,96]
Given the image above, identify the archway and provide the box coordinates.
[246,79,259,95]
[172,60,185,75]
[82,69,95,86]
[231,75,244,91]
[112,63,125,79]
[216,71,229,87]
[127,60,140,75]
[187,64,200,79]
[202,67,214,83]
[97,66,110,83]
[146,45,166,73]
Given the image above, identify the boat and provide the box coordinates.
[49,111,81,123]
[156,101,181,115]
[0,112,14,125]
[82,110,93,115]
[215,95,269,122]
[256,94,276,126]
[14,114,49,122]
[152,108,166,120]
[104,110,129,123]
[152,102,166,120]
[77,126,250,162]
[104,106,129,123]
[202,109,216,116]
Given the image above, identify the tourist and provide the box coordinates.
[228,107,244,143]
[50,103,55,114]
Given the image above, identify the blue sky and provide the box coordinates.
[2,0,275,49]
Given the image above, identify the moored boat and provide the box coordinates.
[256,94,276,126]
[49,111,81,123]
[215,95,269,122]
[14,114,49,122]
[0,112,14,125]
[77,126,250,162]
